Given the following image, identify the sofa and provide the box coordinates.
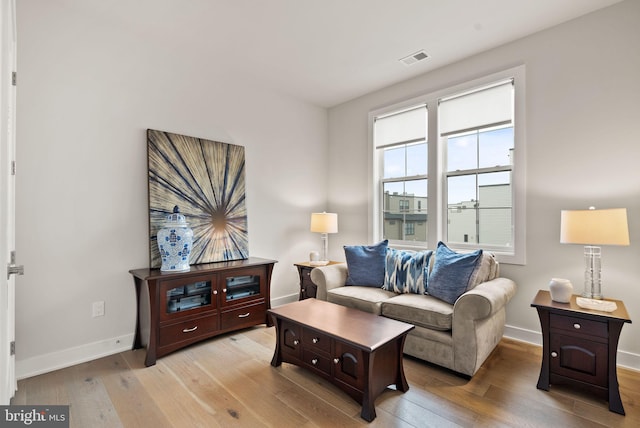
[310,241,517,377]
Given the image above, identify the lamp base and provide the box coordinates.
[582,245,602,299]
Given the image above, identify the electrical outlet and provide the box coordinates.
[92,301,105,317]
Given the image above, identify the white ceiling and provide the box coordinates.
[86,0,623,107]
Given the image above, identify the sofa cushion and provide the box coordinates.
[426,242,483,304]
[383,249,432,294]
[327,286,396,315]
[344,239,388,287]
[382,293,453,331]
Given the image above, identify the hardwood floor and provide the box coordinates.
[11,326,640,427]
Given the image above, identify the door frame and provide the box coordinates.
[0,0,17,404]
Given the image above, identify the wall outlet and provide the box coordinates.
[92,301,105,317]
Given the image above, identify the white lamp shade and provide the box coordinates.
[560,208,630,246]
[310,212,338,234]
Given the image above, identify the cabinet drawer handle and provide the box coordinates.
[551,351,558,358]
[306,272,311,276]
[311,358,318,365]
[238,312,250,318]
[573,323,581,329]
[293,339,300,345]
[223,288,227,293]
[213,290,218,295]
[313,337,319,344]
[333,358,340,364]
[182,326,198,333]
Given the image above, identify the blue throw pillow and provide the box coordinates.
[383,249,433,294]
[344,240,389,287]
[426,242,483,304]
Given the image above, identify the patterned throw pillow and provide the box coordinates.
[383,249,433,294]
[344,240,389,287]
[426,242,483,304]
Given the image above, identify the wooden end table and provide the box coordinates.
[294,261,341,300]
[269,299,414,422]
[531,290,631,414]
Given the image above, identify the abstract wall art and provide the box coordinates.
[147,129,249,268]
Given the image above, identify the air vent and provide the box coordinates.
[400,50,429,66]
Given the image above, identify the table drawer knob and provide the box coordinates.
[573,323,581,329]
[311,358,318,365]
[293,339,299,345]
[312,337,319,344]
[333,358,340,364]
[551,351,558,358]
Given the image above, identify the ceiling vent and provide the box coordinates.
[400,50,429,66]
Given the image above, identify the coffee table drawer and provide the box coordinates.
[302,328,331,354]
[302,349,331,376]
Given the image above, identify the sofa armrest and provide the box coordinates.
[453,277,517,321]
[309,263,348,301]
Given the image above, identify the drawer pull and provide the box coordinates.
[182,326,198,333]
[213,290,217,295]
[312,337,319,344]
[223,288,227,293]
[551,351,558,358]
[238,312,250,318]
[573,323,581,329]
[333,358,340,364]
[293,339,300,345]
[311,358,318,365]
[306,272,310,276]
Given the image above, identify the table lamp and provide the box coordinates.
[310,212,338,266]
[560,207,629,299]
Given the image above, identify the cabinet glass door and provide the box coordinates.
[221,267,265,306]
[160,275,216,320]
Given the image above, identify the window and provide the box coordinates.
[370,67,525,264]
[375,105,428,244]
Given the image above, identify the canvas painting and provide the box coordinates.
[147,129,249,268]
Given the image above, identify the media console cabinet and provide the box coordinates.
[130,257,277,366]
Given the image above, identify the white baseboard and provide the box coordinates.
[504,324,640,372]
[16,333,135,380]
[16,295,299,380]
[270,293,299,307]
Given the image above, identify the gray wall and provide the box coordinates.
[327,1,640,366]
[15,0,328,377]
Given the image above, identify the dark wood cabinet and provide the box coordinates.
[294,261,341,300]
[531,290,631,415]
[131,257,276,366]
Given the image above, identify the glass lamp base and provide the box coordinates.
[582,245,602,299]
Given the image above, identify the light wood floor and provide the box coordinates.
[11,326,640,427]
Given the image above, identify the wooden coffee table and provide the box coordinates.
[268,298,414,422]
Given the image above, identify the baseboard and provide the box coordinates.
[16,296,299,380]
[504,324,640,372]
[16,333,135,380]
[270,293,299,307]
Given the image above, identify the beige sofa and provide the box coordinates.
[310,254,517,377]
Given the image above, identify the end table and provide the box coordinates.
[531,290,631,414]
[294,261,341,300]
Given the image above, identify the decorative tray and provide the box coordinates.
[576,297,617,312]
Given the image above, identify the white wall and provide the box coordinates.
[328,0,640,367]
[14,1,328,377]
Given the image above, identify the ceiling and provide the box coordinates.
[85,0,623,108]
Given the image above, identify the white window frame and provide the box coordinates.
[368,66,526,265]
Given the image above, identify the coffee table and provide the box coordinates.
[268,298,414,422]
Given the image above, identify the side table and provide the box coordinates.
[531,290,631,414]
[294,261,341,300]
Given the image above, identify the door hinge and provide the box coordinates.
[10,341,15,356]
[12,71,16,86]
[11,160,16,176]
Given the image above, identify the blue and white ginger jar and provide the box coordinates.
[157,206,193,272]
